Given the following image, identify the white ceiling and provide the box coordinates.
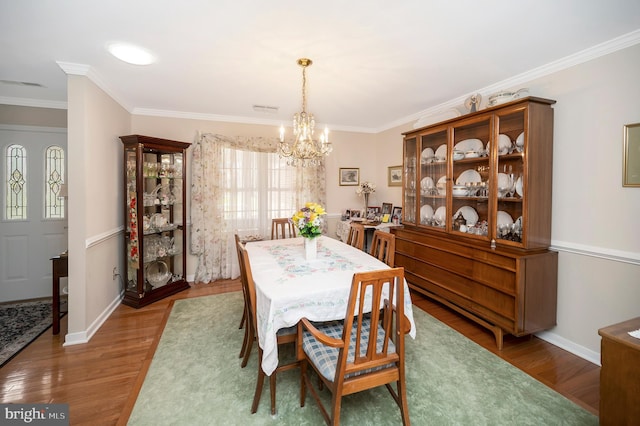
[1,0,640,132]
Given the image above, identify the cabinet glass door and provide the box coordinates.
[451,118,491,239]
[495,108,525,245]
[125,147,139,292]
[418,129,447,230]
[141,150,184,292]
[403,136,417,224]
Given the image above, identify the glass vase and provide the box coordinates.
[363,192,370,214]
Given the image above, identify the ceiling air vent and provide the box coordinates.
[0,79,44,87]
[252,105,279,114]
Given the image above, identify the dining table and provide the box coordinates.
[244,235,417,376]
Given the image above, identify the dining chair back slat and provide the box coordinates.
[271,218,296,240]
[346,222,365,250]
[297,267,410,425]
[369,230,395,266]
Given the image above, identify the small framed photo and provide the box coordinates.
[381,202,393,215]
[350,209,362,219]
[366,206,381,220]
[388,165,402,187]
[392,206,403,223]
[339,168,360,186]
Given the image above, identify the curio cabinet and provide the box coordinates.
[119,134,190,308]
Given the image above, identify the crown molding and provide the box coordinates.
[381,29,640,133]
[56,61,133,112]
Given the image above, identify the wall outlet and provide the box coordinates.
[112,267,118,280]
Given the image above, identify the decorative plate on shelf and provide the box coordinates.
[421,147,435,163]
[454,138,484,153]
[434,144,447,162]
[497,210,514,227]
[456,169,482,185]
[515,176,523,197]
[146,260,171,289]
[437,175,447,195]
[433,206,447,226]
[420,204,434,223]
[421,176,434,190]
[453,206,479,226]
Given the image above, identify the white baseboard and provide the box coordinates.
[63,291,124,346]
[535,330,601,366]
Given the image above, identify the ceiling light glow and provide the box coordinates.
[107,43,155,65]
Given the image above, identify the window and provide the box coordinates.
[5,144,27,220]
[221,147,296,235]
[44,145,65,219]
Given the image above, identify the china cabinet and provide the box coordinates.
[394,97,558,348]
[119,134,190,308]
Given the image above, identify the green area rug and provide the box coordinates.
[128,292,597,425]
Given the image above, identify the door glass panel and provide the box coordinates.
[5,144,27,220]
[44,145,65,219]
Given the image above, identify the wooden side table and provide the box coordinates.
[51,254,68,335]
[598,316,640,425]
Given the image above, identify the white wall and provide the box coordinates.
[65,75,130,345]
[523,44,640,362]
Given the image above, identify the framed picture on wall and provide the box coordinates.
[624,122,640,187]
[388,165,402,186]
[339,168,360,186]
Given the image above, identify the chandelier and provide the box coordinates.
[278,58,332,166]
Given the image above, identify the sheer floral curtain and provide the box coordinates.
[190,133,326,283]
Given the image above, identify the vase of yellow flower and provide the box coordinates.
[291,202,326,260]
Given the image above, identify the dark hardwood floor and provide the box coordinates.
[0,280,599,425]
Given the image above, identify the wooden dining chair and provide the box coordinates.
[271,218,296,240]
[345,222,365,250]
[235,234,252,364]
[236,241,299,415]
[297,267,410,426]
[369,230,396,267]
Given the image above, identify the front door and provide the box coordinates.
[0,125,68,302]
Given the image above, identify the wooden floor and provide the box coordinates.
[0,281,600,425]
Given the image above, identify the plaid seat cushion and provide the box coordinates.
[302,319,396,382]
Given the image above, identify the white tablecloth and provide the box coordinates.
[244,235,417,376]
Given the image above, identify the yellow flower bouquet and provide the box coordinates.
[291,202,326,239]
